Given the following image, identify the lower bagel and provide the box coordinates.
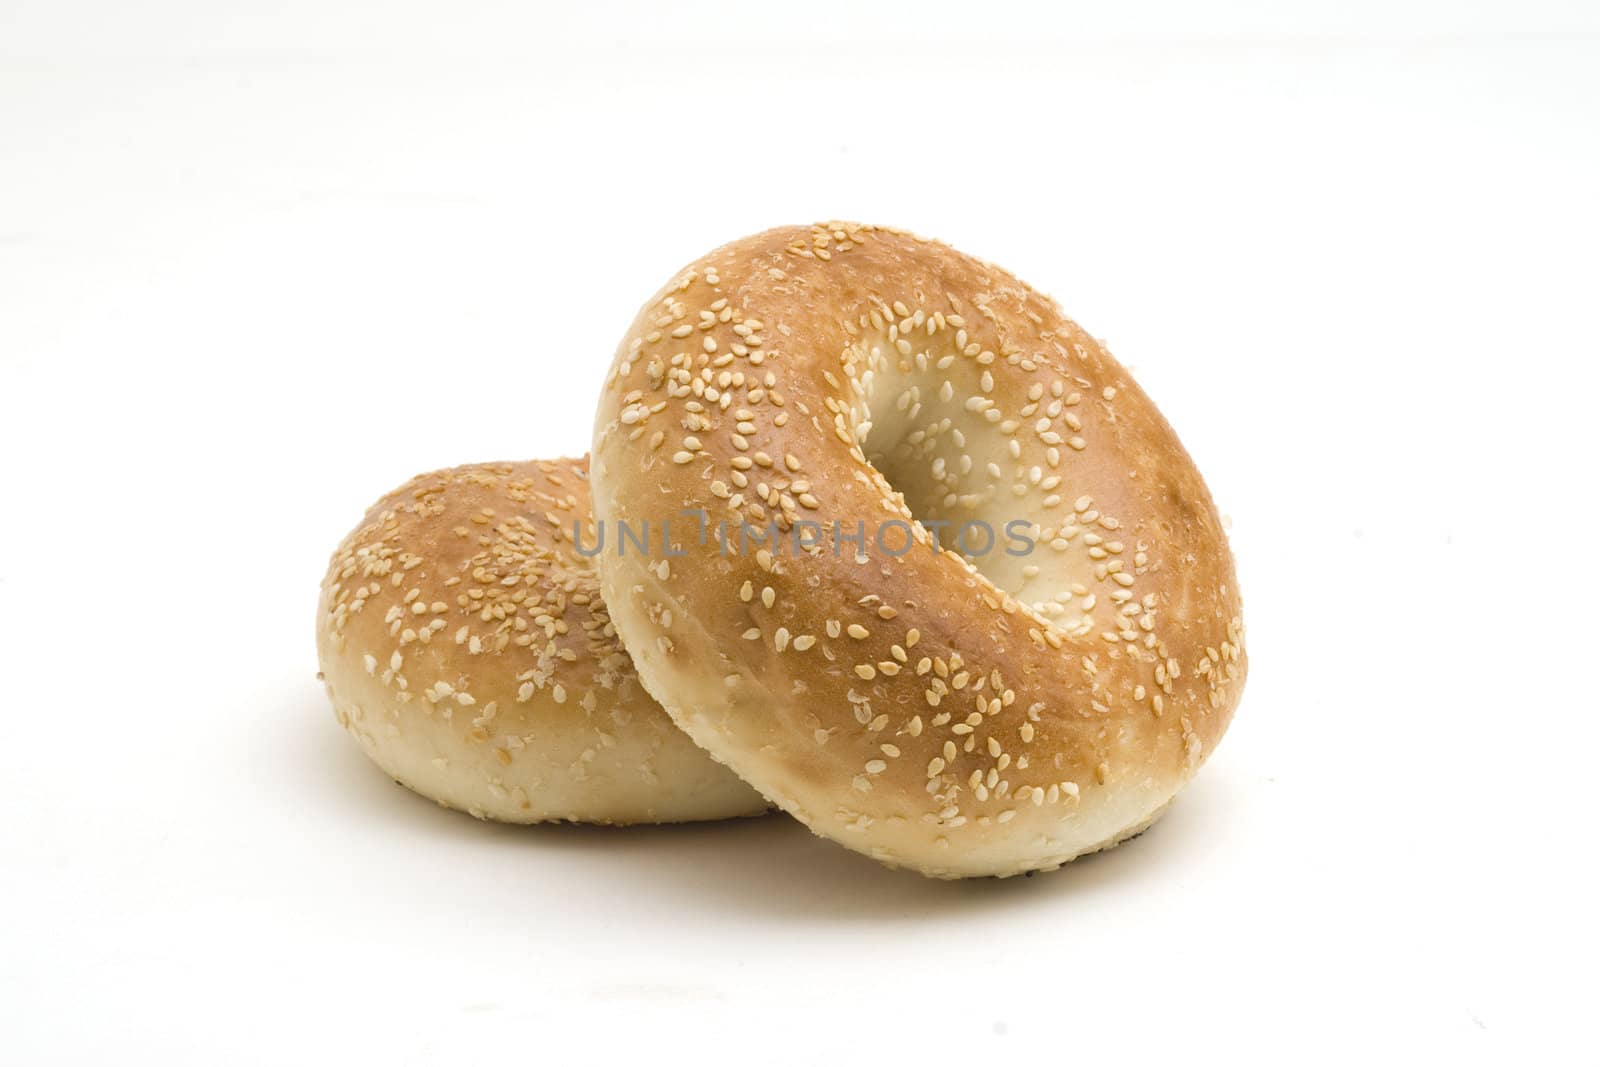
[591,223,1246,876]
[316,458,768,824]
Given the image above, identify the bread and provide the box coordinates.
[590,223,1245,876]
[316,458,768,824]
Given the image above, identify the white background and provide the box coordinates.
[4,2,1597,1062]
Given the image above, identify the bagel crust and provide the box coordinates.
[591,224,1245,877]
[316,458,767,824]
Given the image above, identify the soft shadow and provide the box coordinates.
[276,687,1244,921]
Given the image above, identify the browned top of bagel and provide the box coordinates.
[321,459,632,726]
[592,223,1245,875]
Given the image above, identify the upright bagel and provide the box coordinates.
[316,458,767,824]
[591,223,1246,877]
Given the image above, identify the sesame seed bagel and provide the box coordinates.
[316,458,768,824]
[590,223,1246,877]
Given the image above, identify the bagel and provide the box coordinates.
[315,458,767,824]
[591,223,1246,877]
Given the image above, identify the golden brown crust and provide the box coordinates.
[590,223,1245,875]
[315,457,767,824]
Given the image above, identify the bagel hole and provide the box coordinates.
[856,343,1056,606]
